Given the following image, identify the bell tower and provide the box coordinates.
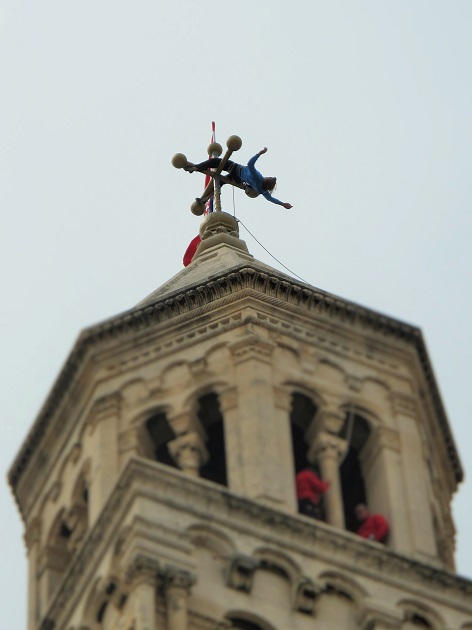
[9,211,472,629]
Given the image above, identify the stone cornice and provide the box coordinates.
[40,458,472,630]
[8,264,462,500]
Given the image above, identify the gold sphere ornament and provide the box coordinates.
[171,153,188,169]
[226,135,242,151]
[207,142,222,157]
[191,200,205,216]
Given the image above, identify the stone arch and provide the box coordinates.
[181,378,231,410]
[316,358,347,386]
[65,459,91,553]
[142,406,179,468]
[203,342,233,373]
[160,360,192,390]
[186,524,237,589]
[251,547,318,615]
[397,598,445,630]
[252,547,302,585]
[360,377,393,419]
[120,378,151,406]
[47,507,73,553]
[316,570,366,630]
[225,609,277,630]
[317,570,368,604]
[173,385,229,486]
[186,523,237,557]
[283,386,323,475]
[39,507,74,602]
[337,406,374,532]
[194,390,227,485]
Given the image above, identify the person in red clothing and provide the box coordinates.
[295,466,330,520]
[354,503,389,543]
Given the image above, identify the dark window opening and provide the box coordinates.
[197,393,227,486]
[409,614,431,628]
[227,618,264,630]
[259,559,289,579]
[59,521,72,539]
[146,412,178,468]
[339,413,370,532]
[290,393,317,473]
[96,601,108,623]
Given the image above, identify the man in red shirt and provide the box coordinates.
[295,467,330,520]
[355,503,389,543]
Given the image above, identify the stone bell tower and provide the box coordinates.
[9,211,472,630]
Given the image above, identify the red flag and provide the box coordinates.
[183,122,215,267]
[183,234,201,267]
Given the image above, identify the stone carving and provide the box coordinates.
[168,431,208,475]
[126,555,160,586]
[293,576,320,614]
[162,566,196,592]
[225,553,260,593]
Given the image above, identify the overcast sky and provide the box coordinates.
[1,2,471,627]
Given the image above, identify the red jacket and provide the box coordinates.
[357,514,389,542]
[296,470,329,504]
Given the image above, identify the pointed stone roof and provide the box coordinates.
[136,211,297,306]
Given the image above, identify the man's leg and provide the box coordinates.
[298,499,316,518]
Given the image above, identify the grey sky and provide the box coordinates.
[1,2,471,627]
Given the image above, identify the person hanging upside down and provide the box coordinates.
[185,147,293,209]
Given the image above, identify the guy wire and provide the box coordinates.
[236,216,310,285]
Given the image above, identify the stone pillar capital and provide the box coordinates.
[309,431,348,463]
[163,567,195,630]
[162,567,196,593]
[168,431,208,476]
[314,404,346,435]
[126,555,160,587]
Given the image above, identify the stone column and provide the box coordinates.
[24,518,41,630]
[309,431,347,529]
[273,386,299,512]
[228,331,283,504]
[393,394,437,559]
[89,394,121,526]
[163,567,196,630]
[126,556,159,630]
[218,387,241,491]
[168,431,208,476]
[360,425,409,553]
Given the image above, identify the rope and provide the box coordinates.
[236,217,310,285]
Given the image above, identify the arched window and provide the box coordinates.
[145,411,178,468]
[339,412,371,532]
[66,471,90,552]
[290,393,317,473]
[230,621,264,630]
[197,393,227,486]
